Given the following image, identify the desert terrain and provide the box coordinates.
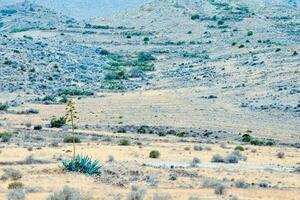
[0,0,299,199]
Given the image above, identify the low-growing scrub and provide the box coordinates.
[8,182,24,190]
[63,136,81,143]
[149,150,160,158]
[62,155,101,175]
[8,189,25,200]
[211,154,224,163]
[2,168,22,180]
[0,103,9,111]
[50,117,66,128]
[46,186,89,200]
[0,132,14,142]
[58,89,94,96]
[128,185,146,200]
[119,139,130,146]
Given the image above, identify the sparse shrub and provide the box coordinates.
[169,174,177,180]
[128,185,146,200]
[33,125,42,130]
[3,168,22,180]
[8,189,25,200]
[0,132,13,142]
[276,152,285,159]
[176,132,189,137]
[235,179,249,188]
[214,183,226,195]
[193,145,203,151]
[138,52,155,62]
[137,125,150,134]
[59,89,94,96]
[107,155,114,162]
[149,150,160,159]
[0,103,8,111]
[119,139,130,146]
[211,154,224,163]
[191,14,200,20]
[220,142,227,148]
[8,182,23,189]
[63,136,81,143]
[247,31,253,36]
[25,122,32,128]
[50,117,66,128]
[190,157,201,167]
[234,146,244,151]
[153,193,172,200]
[259,181,269,188]
[46,186,88,200]
[62,155,101,175]
[224,153,239,163]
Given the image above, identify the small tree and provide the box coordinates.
[65,100,79,159]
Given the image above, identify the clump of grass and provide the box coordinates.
[119,139,130,146]
[190,157,201,167]
[63,136,81,143]
[276,152,285,159]
[128,185,146,200]
[8,189,25,200]
[62,155,101,175]
[46,186,89,200]
[50,117,66,128]
[0,132,14,142]
[2,168,22,180]
[235,179,249,188]
[214,183,226,195]
[211,154,224,163]
[149,150,160,159]
[193,145,203,151]
[8,182,24,190]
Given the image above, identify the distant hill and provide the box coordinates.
[0,0,151,19]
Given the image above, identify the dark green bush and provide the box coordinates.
[138,52,155,62]
[0,103,8,111]
[58,89,94,96]
[50,117,66,128]
[191,14,200,20]
[234,146,244,151]
[149,150,160,158]
[119,139,130,146]
[62,155,101,175]
[63,136,81,143]
[247,31,253,36]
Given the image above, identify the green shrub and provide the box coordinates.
[50,117,66,128]
[138,52,155,62]
[137,125,149,134]
[211,154,224,163]
[8,182,23,190]
[0,132,13,142]
[149,150,160,158]
[242,134,252,142]
[62,155,101,175]
[234,146,244,151]
[143,37,150,42]
[58,89,94,96]
[176,132,189,137]
[0,103,8,111]
[63,136,81,143]
[191,14,200,20]
[119,139,130,146]
[247,31,253,36]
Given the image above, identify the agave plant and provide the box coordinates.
[62,155,101,175]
